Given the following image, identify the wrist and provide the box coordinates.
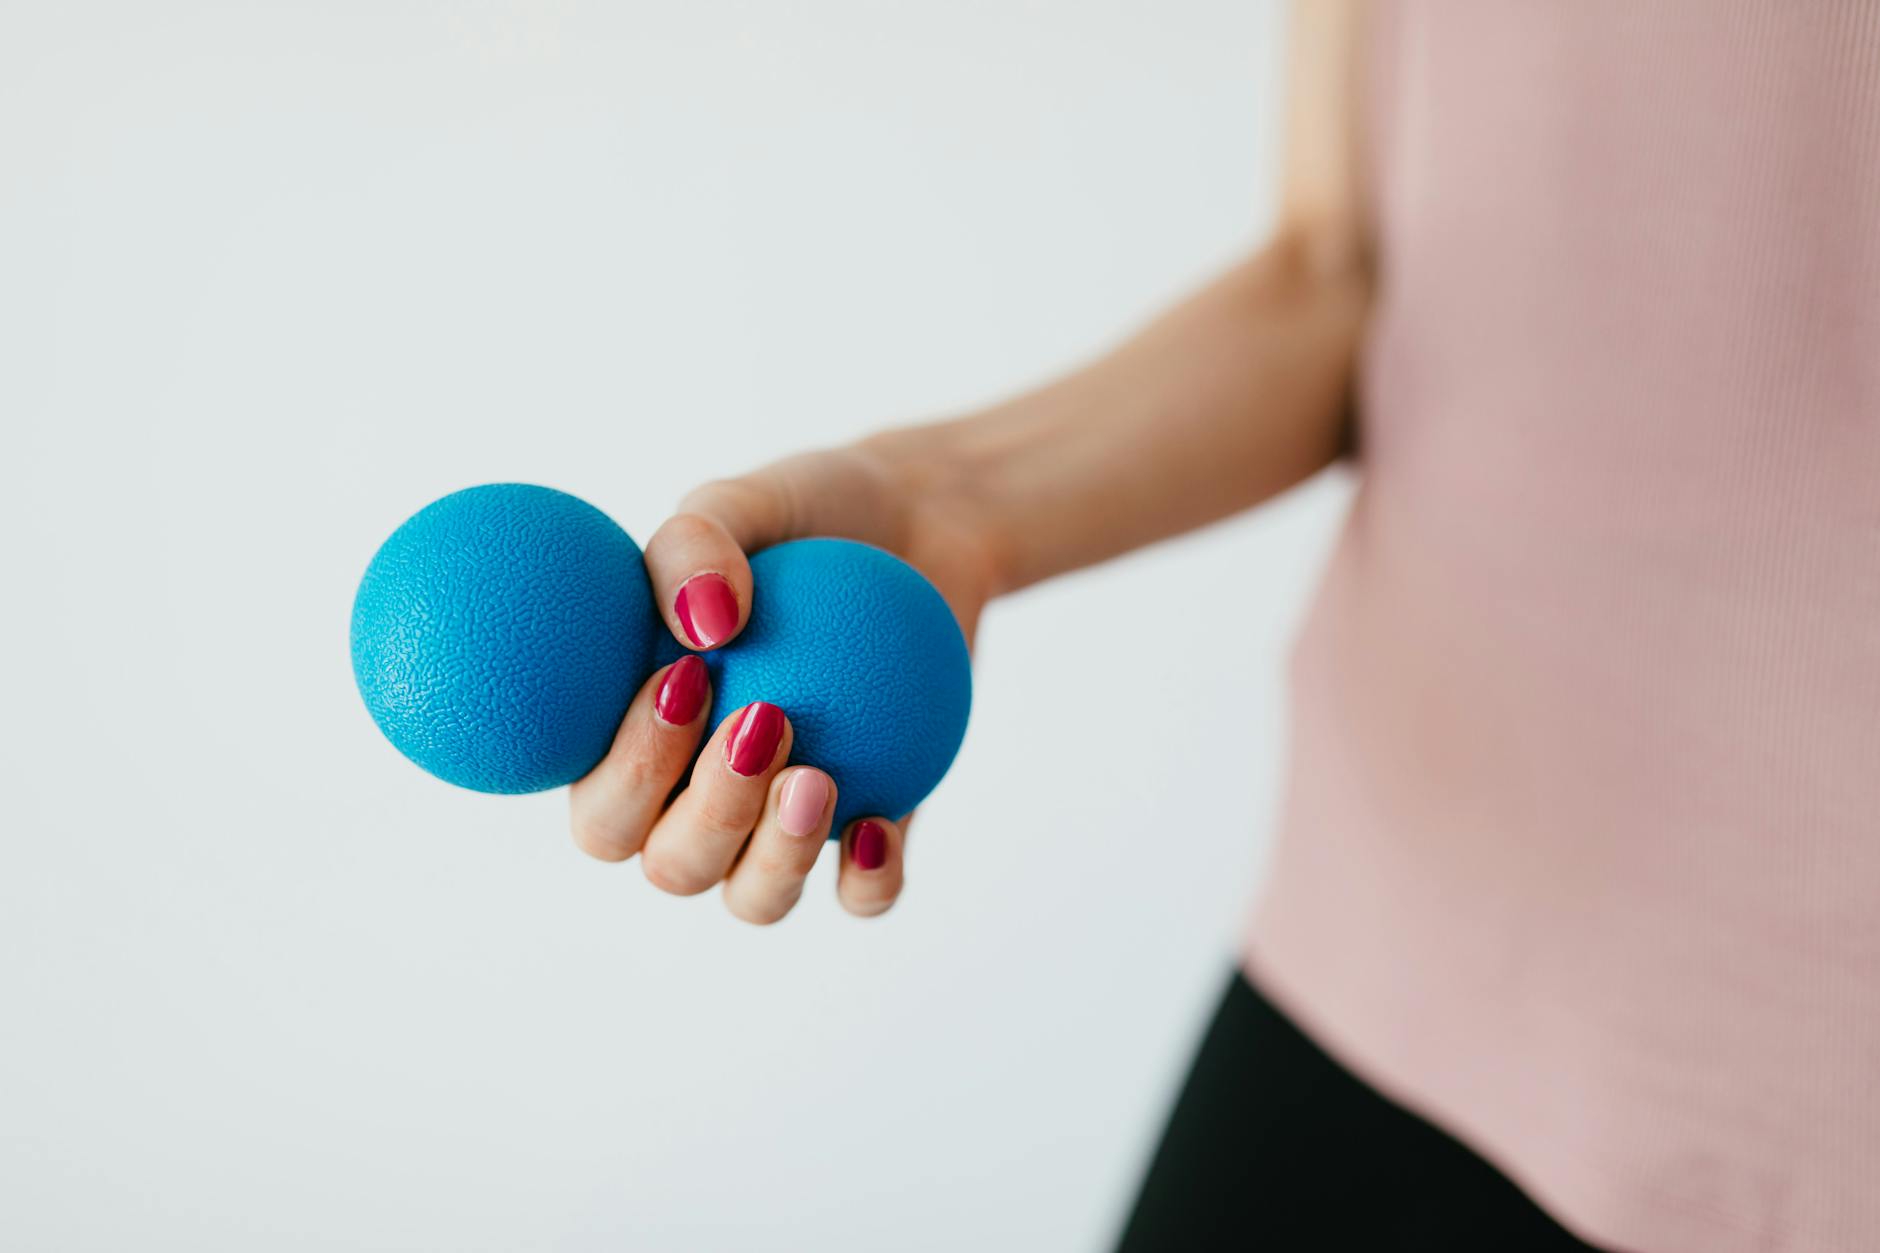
[852,418,1016,605]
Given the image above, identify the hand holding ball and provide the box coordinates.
[350,484,972,831]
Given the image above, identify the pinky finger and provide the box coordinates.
[836,816,904,918]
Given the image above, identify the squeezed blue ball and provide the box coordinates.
[350,485,972,832]
[350,484,657,793]
[706,539,972,830]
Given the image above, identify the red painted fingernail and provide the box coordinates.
[724,701,786,776]
[674,572,739,650]
[852,820,888,870]
[653,654,709,725]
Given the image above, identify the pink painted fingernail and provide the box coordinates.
[852,820,888,870]
[777,769,830,837]
[724,701,786,776]
[674,572,739,650]
[653,654,709,725]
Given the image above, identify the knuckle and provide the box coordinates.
[650,510,726,556]
[570,818,632,861]
[725,889,795,927]
[747,846,807,881]
[843,875,903,918]
[602,727,668,793]
[679,477,768,526]
[603,753,655,798]
[640,847,715,897]
[699,786,761,838]
[844,894,897,919]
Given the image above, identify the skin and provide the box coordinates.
[569,0,1374,922]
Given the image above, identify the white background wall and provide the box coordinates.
[2,2,1350,1248]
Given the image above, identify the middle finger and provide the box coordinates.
[639,701,792,896]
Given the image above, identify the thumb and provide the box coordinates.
[647,450,903,650]
[643,477,785,651]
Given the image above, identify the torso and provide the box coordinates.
[1246,4,1880,1249]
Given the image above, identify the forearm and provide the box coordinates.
[861,227,1369,595]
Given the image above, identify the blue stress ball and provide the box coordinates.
[705,539,971,830]
[350,484,659,793]
[350,484,972,831]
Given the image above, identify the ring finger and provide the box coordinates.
[722,767,837,924]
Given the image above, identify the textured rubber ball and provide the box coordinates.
[705,538,972,831]
[350,483,658,794]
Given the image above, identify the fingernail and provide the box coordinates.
[777,769,830,837]
[724,701,786,776]
[674,572,739,650]
[653,654,709,725]
[852,820,888,870]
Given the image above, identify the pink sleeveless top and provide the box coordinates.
[1243,5,1880,1250]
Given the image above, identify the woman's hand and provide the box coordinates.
[567,179,1367,925]
[567,442,999,924]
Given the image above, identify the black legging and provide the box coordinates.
[1117,971,1606,1251]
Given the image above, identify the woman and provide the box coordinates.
[567,3,1879,1248]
